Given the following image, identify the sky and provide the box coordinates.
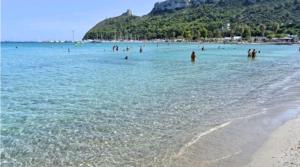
[1,0,159,41]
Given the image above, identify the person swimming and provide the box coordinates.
[125,56,128,60]
[248,49,252,57]
[201,46,205,51]
[191,51,196,62]
[126,46,130,51]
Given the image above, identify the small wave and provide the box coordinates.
[268,70,300,91]
[233,109,267,121]
[174,121,232,158]
[174,110,268,159]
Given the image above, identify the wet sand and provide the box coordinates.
[247,116,300,167]
[170,76,300,167]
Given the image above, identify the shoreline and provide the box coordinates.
[1,40,300,45]
[171,70,300,167]
[171,105,300,167]
[247,115,300,167]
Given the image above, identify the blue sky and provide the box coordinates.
[1,0,159,41]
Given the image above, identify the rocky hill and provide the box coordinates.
[83,0,300,40]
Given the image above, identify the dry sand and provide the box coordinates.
[247,116,300,167]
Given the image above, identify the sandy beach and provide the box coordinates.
[247,116,300,167]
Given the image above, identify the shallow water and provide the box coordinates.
[1,42,300,166]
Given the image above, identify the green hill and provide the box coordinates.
[83,0,300,40]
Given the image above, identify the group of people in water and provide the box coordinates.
[248,49,260,59]
[191,46,262,63]
[112,45,144,60]
[111,44,266,62]
[190,46,206,62]
[112,45,119,52]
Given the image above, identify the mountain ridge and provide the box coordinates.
[83,0,300,40]
[150,0,257,14]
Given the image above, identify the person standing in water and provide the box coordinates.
[191,51,196,62]
[202,46,205,51]
[252,49,257,58]
[248,49,252,57]
[140,46,143,53]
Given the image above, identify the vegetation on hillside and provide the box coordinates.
[83,0,300,40]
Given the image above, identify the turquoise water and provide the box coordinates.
[1,42,300,166]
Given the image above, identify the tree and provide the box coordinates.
[200,28,208,39]
[242,26,251,40]
[259,24,266,37]
[272,22,280,34]
[236,26,244,36]
[183,30,192,40]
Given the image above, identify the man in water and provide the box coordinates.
[202,46,205,51]
[125,56,128,60]
[191,51,196,62]
[252,49,257,58]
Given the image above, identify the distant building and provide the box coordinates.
[223,36,241,42]
[227,23,231,31]
[251,36,268,42]
[233,36,242,41]
[271,37,294,43]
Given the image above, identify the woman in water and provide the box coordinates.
[248,49,252,57]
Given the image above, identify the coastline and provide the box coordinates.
[247,116,300,167]
[1,40,300,45]
[170,105,300,167]
[170,70,300,167]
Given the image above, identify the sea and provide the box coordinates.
[1,42,300,167]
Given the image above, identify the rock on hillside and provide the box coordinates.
[150,0,259,14]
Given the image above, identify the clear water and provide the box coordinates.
[1,42,300,166]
